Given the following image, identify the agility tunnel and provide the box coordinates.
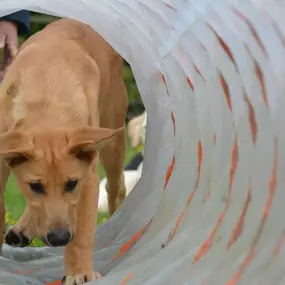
[1,0,285,284]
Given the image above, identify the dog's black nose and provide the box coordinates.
[46,229,72,247]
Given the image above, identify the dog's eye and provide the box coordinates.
[29,182,45,195]
[65,180,78,193]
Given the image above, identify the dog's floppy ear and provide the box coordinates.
[0,131,33,167]
[68,126,124,163]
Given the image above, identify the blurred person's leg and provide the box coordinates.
[0,10,30,79]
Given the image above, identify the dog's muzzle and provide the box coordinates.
[41,228,73,247]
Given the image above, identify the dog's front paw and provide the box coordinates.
[5,228,32,247]
[62,271,101,285]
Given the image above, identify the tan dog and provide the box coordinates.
[0,18,128,284]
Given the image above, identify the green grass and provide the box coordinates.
[5,132,138,247]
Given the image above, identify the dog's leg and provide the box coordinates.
[0,158,10,254]
[97,54,128,216]
[63,169,101,285]
[99,71,128,216]
[5,207,35,247]
[99,129,126,216]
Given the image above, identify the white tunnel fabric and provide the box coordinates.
[0,0,285,284]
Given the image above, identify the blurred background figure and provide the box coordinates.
[98,112,147,213]
[0,10,30,80]
[128,111,147,150]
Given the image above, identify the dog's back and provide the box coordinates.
[0,18,124,131]
[20,18,118,72]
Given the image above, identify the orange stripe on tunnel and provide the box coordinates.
[111,219,153,262]
[167,140,203,242]
[164,156,176,190]
[121,273,134,285]
[45,281,61,285]
[226,138,278,284]
[193,138,238,263]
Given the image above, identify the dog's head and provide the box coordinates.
[0,126,123,246]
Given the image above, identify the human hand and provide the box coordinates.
[0,21,18,80]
